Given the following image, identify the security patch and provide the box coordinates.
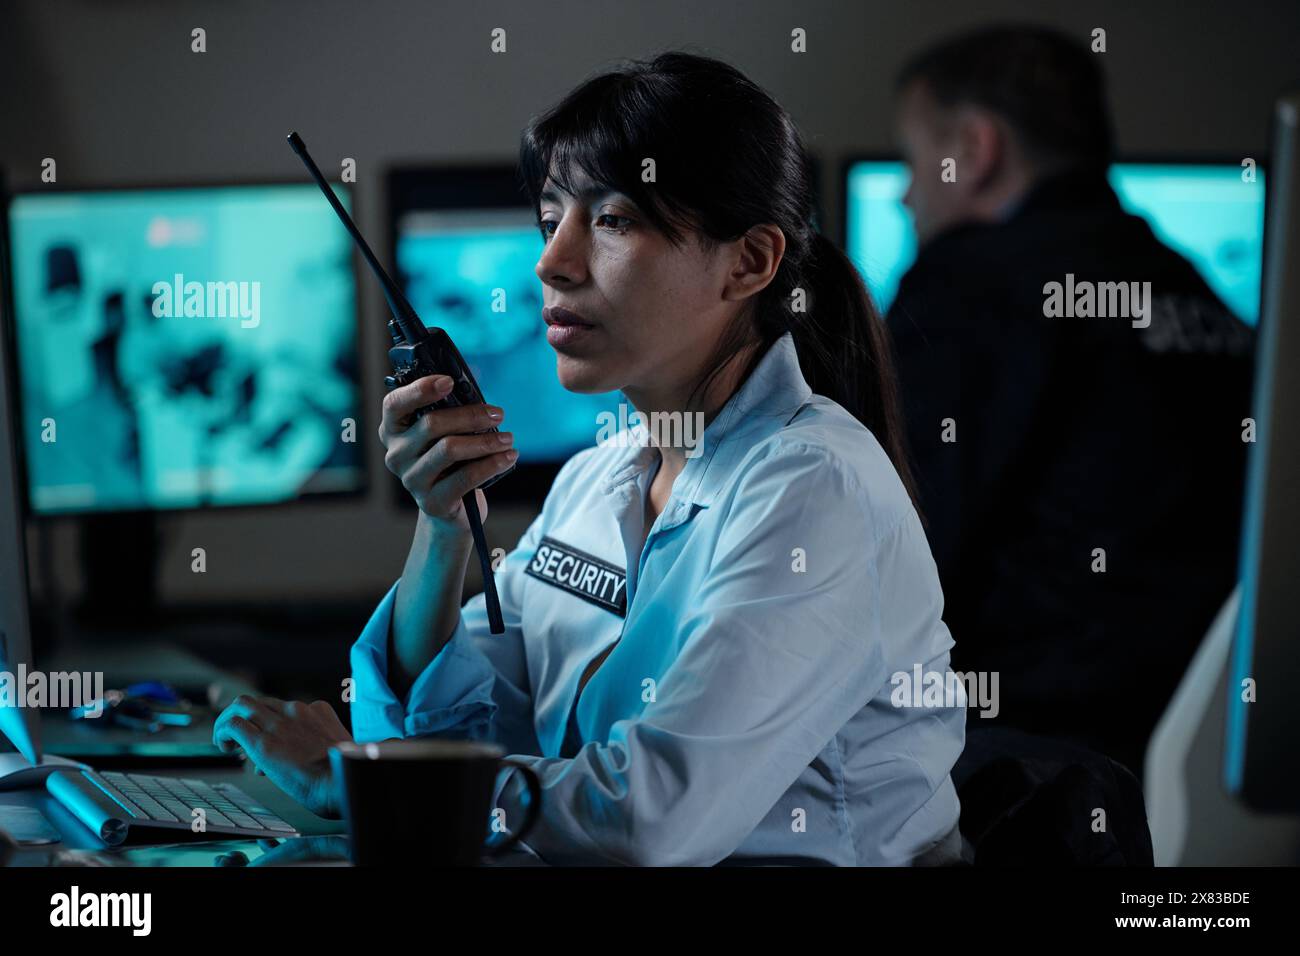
[526,537,628,617]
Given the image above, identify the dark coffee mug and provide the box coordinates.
[329,739,542,866]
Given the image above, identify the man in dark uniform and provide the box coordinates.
[886,26,1255,776]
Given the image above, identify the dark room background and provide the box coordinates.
[2,0,1296,614]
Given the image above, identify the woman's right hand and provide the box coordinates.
[378,373,516,534]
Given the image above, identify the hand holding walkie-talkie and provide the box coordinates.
[287,131,511,633]
[377,374,516,526]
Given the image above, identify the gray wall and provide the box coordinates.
[3,0,1297,605]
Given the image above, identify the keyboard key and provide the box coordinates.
[83,772,145,819]
[130,795,178,822]
[159,798,197,819]
[223,816,263,832]
[193,807,237,829]
[252,815,296,833]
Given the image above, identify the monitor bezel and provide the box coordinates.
[0,176,372,522]
[0,166,44,763]
[1224,97,1297,811]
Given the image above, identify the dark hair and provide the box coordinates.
[896,25,1114,170]
[518,50,918,507]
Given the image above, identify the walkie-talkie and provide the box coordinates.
[287,131,509,633]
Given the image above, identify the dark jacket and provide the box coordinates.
[886,166,1254,776]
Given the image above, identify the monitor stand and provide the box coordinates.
[0,752,89,791]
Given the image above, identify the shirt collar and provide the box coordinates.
[599,331,813,510]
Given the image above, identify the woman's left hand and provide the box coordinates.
[212,696,352,819]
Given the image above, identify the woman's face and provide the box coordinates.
[534,166,739,404]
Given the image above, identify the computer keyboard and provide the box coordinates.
[46,768,300,844]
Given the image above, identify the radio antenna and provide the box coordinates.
[287,131,426,345]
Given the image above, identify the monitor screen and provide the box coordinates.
[1109,164,1265,326]
[394,206,621,466]
[5,184,365,514]
[845,159,1267,323]
[843,160,915,315]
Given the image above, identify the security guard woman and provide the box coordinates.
[213,51,966,866]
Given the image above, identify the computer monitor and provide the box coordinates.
[842,159,916,315]
[0,182,85,780]
[3,183,366,515]
[1224,94,1300,812]
[387,166,622,498]
[843,158,1267,322]
[1110,163,1266,326]
[0,214,41,765]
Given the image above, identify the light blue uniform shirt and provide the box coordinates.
[351,332,966,866]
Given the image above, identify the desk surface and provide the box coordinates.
[1,759,348,866]
[5,640,344,865]
[5,641,546,866]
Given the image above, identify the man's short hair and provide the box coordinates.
[896,25,1115,169]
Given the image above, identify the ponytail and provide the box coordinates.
[794,233,919,511]
[691,230,921,514]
